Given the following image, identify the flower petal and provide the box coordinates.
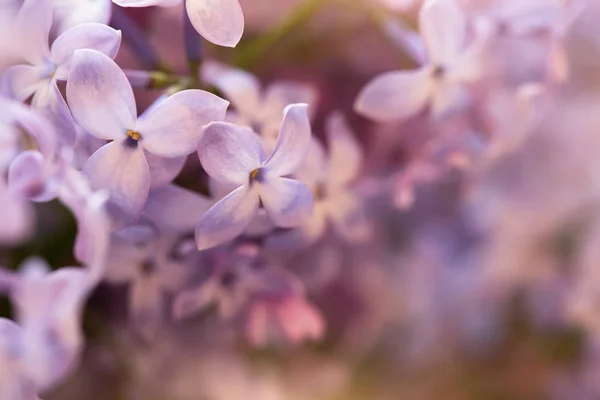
[14,0,52,65]
[419,0,466,65]
[195,185,259,250]
[32,81,77,145]
[129,277,163,340]
[0,185,34,245]
[144,184,212,233]
[83,140,150,219]
[325,112,363,187]
[200,60,261,119]
[265,203,327,252]
[2,65,46,101]
[260,177,313,228]
[198,122,264,185]
[137,90,229,158]
[354,68,433,122]
[53,0,113,34]
[145,152,186,189]
[294,138,327,188]
[263,104,312,177]
[50,23,122,80]
[67,49,137,141]
[326,192,373,243]
[185,0,244,48]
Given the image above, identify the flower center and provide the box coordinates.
[125,129,142,148]
[312,183,327,200]
[432,65,446,79]
[249,167,266,184]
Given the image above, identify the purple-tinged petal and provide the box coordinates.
[326,192,373,243]
[325,112,363,187]
[186,0,244,48]
[172,282,218,321]
[104,239,147,283]
[201,61,261,119]
[419,0,466,65]
[32,81,77,145]
[198,122,264,185]
[263,104,312,177]
[53,0,113,34]
[261,81,319,137]
[354,68,433,123]
[67,49,137,141]
[294,138,327,188]
[430,79,469,119]
[50,23,122,80]
[14,0,52,65]
[2,65,46,101]
[7,151,56,202]
[137,90,229,158]
[113,0,170,5]
[83,140,150,220]
[195,185,259,251]
[260,177,313,228]
[145,152,186,189]
[144,184,212,233]
[0,184,34,245]
[265,203,327,252]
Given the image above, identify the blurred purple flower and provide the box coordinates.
[195,104,314,250]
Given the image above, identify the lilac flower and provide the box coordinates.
[267,112,373,251]
[195,104,314,250]
[0,318,39,400]
[52,0,112,34]
[114,0,245,48]
[354,0,489,122]
[66,49,229,224]
[105,226,200,339]
[3,0,122,144]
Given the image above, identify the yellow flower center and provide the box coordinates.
[126,130,142,141]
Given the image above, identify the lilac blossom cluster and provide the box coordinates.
[0,0,598,398]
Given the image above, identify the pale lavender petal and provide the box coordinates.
[294,138,327,188]
[326,192,373,243]
[14,0,52,64]
[0,184,34,245]
[354,68,433,122]
[260,177,313,228]
[32,81,77,145]
[144,184,212,233]
[265,203,327,252]
[2,65,46,101]
[195,185,259,250]
[419,0,466,65]
[67,49,137,141]
[261,81,319,137]
[263,104,312,177]
[113,0,169,5]
[144,152,185,189]
[186,0,244,48]
[325,112,363,187]
[53,0,113,34]
[137,90,229,158]
[198,122,264,185]
[7,151,55,202]
[50,23,122,80]
[200,60,261,119]
[430,79,469,119]
[172,282,218,321]
[83,140,150,219]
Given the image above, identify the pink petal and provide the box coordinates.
[137,90,229,158]
[186,0,244,48]
[260,177,313,228]
[50,23,122,80]
[200,60,261,119]
[7,151,53,202]
[195,185,259,250]
[67,49,137,141]
[83,140,150,219]
[325,112,363,187]
[430,79,469,119]
[245,301,268,347]
[354,68,433,122]
[145,152,186,189]
[275,297,325,343]
[198,122,264,185]
[263,104,312,177]
[419,0,466,65]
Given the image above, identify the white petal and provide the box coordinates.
[67,49,137,141]
[144,184,212,233]
[50,23,122,80]
[83,141,150,219]
[186,0,244,48]
[137,90,229,158]
[354,68,433,122]
[32,81,77,145]
[325,112,363,187]
[145,152,186,189]
[260,177,313,228]
[198,122,264,185]
[263,104,312,177]
[195,185,259,250]
[419,0,466,65]
[2,65,46,101]
[14,0,52,65]
[200,60,261,119]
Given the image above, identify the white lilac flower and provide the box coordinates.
[66,49,229,225]
[267,112,373,252]
[113,0,245,48]
[195,104,314,251]
[354,0,489,122]
[2,0,122,145]
[201,60,318,148]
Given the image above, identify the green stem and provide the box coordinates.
[235,0,329,69]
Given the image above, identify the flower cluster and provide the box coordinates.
[0,0,598,398]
